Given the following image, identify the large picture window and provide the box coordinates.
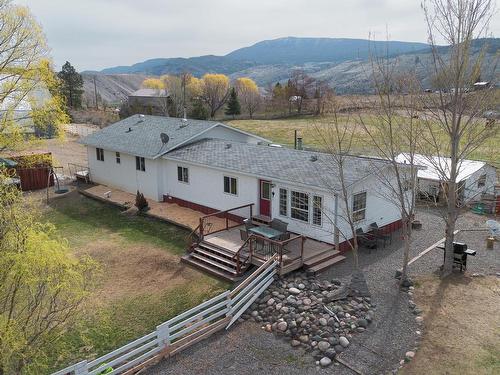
[312,195,322,226]
[352,192,367,222]
[96,148,104,161]
[224,176,237,195]
[291,191,309,222]
[135,156,146,172]
[279,188,288,216]
[177,166,189,183]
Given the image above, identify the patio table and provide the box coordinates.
[249,226,283,240]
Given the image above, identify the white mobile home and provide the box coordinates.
[396,153,497,203]
[81,115,409,278]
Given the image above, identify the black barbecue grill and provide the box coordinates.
[437,242,477,271]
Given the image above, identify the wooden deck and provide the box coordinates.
[81,184,236,232]
[205,227,337,266]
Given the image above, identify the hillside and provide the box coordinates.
[84,37,499,98]
[82,73,145,105]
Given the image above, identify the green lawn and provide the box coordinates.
[228,115,500,166]
[37,193,228,375]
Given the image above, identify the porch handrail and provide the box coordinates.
[199,203,254,239]
[248,233,306,270]
[199,203,254,220]
[232,234,254,274]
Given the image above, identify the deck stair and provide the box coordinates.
[181,240,250,282]
[303,249,346,274]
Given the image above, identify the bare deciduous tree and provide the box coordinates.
[419,0,498,276]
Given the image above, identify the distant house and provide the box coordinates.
[127,88,169,116]
[396,153,497,203]
[80,115,410,247]
[473,81,491,91]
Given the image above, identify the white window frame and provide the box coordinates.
[290,190,309,223]
[96,148,104,161]
[312,195,323,226]
[223,175,238,196]
[352,191,367,222]
[279,188,288,217]
[135,156,146,172]
[177,166,189,184]
[115,152,121,164]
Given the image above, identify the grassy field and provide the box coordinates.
[228,115,500,166]
[402,275,500,375]
[38,192,228,374]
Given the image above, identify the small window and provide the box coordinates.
[96,148,104,161]
[261,181,271,200]
[135,156,145,172]
[312,195,322,226]
[177,166,189,183]
[224,176,237,195]
[353,192,367,222]
[279,188,288,216]
[115,152,121,164]
[477,174,486,188]
[291,191,309,222]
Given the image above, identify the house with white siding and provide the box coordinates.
[81,115,410,279]
[396,153,497,203]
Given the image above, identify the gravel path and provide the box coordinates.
[145,208,499,375]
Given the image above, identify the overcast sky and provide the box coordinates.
[15,0,500,72]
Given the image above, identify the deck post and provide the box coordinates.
[225,212,229,231]
[249,204,253,220]
[199,217,204,239]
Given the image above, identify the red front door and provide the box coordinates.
[260,180,272,217]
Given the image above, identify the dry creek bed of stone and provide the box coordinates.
[240,273,377,368]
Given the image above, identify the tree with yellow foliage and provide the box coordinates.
[0,172,99,374]
[201,73,230,118]
[235,77,261,118]
[0,0,69,151]
[142,77,165,90]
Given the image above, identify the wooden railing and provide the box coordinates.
[198,203,254,239]
[52,256,278,375]
[249,234,305,273]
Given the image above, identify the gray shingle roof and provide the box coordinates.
[79,115,226,158]
[165,139,393,191]
[129,88,168,97]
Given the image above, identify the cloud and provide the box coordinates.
[14,0,499,71]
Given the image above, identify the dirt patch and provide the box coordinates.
[402,275,500,375]
[75,237,205,303]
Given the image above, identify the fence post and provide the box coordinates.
[225,293,232,318]
[156,322,171,351]
[74,360,88,375]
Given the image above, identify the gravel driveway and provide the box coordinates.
[145,207,499,375]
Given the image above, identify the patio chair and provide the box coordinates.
[355,228,377,251]
[369,222,391,247]
[270,218,289,241]
[243,218,256,232]
[270,218,288,232]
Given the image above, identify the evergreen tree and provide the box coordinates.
[225,87,241,118]
[190,98,208,120]
[57,61,84,108]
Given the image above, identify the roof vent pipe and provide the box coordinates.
[182,106,187,122]
[296,137,303,150]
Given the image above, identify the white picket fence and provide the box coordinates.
[52,256,278,375]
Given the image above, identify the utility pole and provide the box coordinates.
[93,75,99,110]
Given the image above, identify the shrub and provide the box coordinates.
[135,191,149,211]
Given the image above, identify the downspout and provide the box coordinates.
[334,193,340,251]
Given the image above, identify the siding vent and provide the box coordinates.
[310,155,318,162]
[225,143,232,149]
[126,127,132,133]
